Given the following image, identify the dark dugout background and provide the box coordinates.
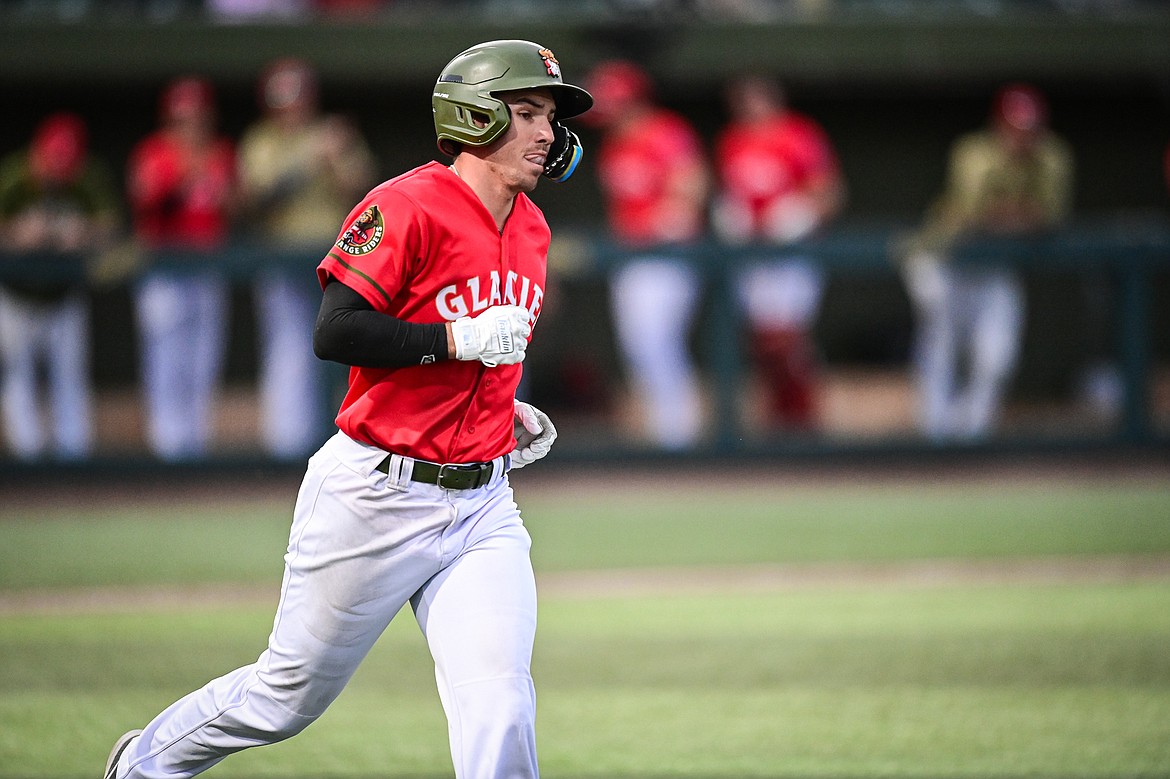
[1,9,1168,432]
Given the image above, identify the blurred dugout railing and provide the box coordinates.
[580,219,1170,454]
[1,218,1168,469]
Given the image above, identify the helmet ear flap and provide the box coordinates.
[454,104,493,129]
[433,92,511,155]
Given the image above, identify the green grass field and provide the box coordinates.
[2,470,1170,778]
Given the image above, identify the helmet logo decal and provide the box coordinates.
[539,48,561,79]
[336,205,384,255]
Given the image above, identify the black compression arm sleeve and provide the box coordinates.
[313,280,449,368]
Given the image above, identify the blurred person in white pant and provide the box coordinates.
[901,84,1073,441]
[127,77,237,460]
[0,113,119,460]
[584,60,712,450]
[712,75,846,432]
[238,59,375,458]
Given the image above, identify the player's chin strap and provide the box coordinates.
[543,122,583,183]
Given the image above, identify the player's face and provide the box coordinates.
[487,89,556,193]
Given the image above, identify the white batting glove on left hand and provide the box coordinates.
[510,400,557,469]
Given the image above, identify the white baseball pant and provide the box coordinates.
[905,255,1025,440]
[113,431,539,779]
[610,254,825,448]
[0,287,92,460]
[736,257,825,331]
[135,270,228,461]
[610,257,704,450]
[255,269,325,458]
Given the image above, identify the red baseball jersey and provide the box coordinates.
[714,112,838,236]
[127,131,236,248]
[596,108,706,245]
[317,161,548,463]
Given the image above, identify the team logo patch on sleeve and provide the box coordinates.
[336,205,384,255]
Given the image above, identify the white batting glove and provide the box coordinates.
[450,305,532,367]
[510,400,557,469]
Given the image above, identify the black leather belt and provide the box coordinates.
[375,455,496,490]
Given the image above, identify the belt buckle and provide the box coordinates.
[438,462,487,490]
[438,461,492,489]
[436,463,461,489]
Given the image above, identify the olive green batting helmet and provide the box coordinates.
[432,40,593,155]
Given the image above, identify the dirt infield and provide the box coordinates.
[3,450,1167,616]
[4,555,1169,617]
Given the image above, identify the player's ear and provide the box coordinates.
[543,122,583,183]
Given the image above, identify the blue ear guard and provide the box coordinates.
[544,122,583,183]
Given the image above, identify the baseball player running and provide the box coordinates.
[103,39,592,779]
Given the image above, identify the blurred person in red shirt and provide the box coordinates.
[126,76,236,460]
[585,59,711,450]
[713,74,845,431]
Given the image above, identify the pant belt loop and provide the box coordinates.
[386,453,413,489]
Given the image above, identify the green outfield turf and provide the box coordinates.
[3,478,1170,590]
[1,473,1169,777]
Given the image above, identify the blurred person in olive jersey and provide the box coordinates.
[584,59,711,450]
[0,112,120,460]
[900,84,1073,440]
[238,58,376,459]
[127,76,237,460]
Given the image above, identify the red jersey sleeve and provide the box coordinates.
[317,187,423,315]
[789,115,839,181]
